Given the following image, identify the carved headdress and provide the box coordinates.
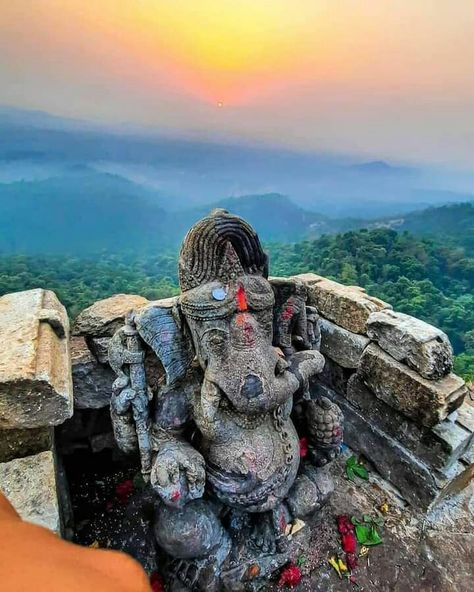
[178,209,268,292]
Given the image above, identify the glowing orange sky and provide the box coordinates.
[1,1,474,164]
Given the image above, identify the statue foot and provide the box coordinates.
[286,465,334,519]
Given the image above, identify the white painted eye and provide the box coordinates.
[212,286,227,301]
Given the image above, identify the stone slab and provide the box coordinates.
[313,383,439,509]
[367,310,453,379]
[346,374,473,471]
[0,426,53,463]
[73,294,149,337]
[0,450,60,532]
[71,337,115,409]
[319,317,370,368]
[0,289,73,429]
[359,344,467,427]
[294,273,391,334]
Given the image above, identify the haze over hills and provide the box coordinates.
[1,105,474,220]
[0,165,472,255]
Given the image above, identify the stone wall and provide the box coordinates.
[0,281,472,527]
[0,289,73,532]
[292,273,473,509]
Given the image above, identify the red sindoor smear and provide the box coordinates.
[236,285,248,312]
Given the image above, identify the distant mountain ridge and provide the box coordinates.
[2,104,474,219]
[0,168,472,255]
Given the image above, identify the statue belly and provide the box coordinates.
[205,415,300,512]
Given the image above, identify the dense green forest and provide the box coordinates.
[0,226,472,381]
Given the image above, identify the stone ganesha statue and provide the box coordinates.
[108,210,343,591]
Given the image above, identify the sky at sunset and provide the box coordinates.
[1,1,473,166]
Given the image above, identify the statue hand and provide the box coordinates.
[290,350,325,383]
[150,440,205,507]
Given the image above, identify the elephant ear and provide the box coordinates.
[133,297,194,387]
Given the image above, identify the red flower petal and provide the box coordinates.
[278,564,302,588]
[299,437,309,459]
[150,571,165,592]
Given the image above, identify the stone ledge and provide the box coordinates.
[0,289,73,429]
[358,343,466,427]
[294,273,391,334]
[346,374,473,471]
[314,383,439,509]
[0,450,61,532]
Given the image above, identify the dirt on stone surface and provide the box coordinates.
[272,453,474,592]
[65,448,474,592]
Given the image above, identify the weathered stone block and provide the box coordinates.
[0,289,73,429]
[71,337,115,409]
[314,383,439,509]
[319,317,369,368]
[0,426,53,463]
[346,374,473,471]
[359,344,466,427]
[294,273,391,334]
[73,294,149,337]
[455,402,474,433]
[0,450,61,532]
[367,310,453,379]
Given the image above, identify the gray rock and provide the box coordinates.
[367,310,453,379]
[294,273,391,334]
[73,294,149,337]
[346,374,473,471]
[359,344,467,427]
[88,336,110,364]
[0,289,73,429]
[0,450,61,532]
[71,337,115,409]
[455,403,474,432]
[319,317,369,368]
[0,426,53,463]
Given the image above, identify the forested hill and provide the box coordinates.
[388,202,474,254]
[0,169,472,253]
[1,227,472,380]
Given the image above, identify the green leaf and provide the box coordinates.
[346,466,356,481]
[355,524,370,544]
[366,525,383,546]
[355,524,382,546]
[296,555,307,567]
[346,455,358,468]
[353,464,369,480]
[363,514,372,523]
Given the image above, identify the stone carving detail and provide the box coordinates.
[108,210,343,590]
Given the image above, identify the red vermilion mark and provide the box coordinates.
[171,490,181,502]
[236,284,248,312]
[282,303,293,321]
[279,510,286,532]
